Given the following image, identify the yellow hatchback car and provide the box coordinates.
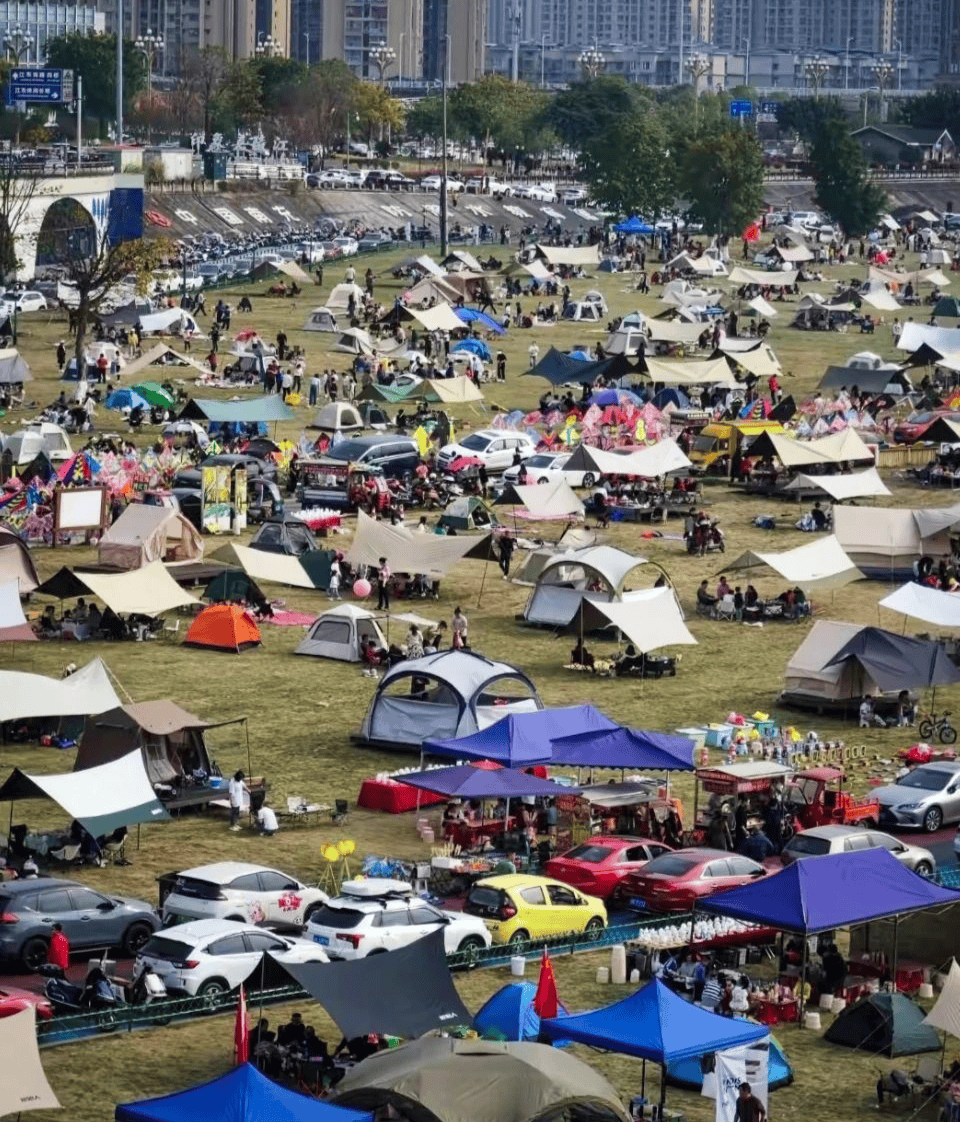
[463,874,607,945]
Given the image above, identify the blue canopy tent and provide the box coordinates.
[549,728,695,771]
[540,979,767,1112]
[451,338,492,361]
[116,1064,371,1122]
[615,217,655,235]
[105,388,150,412]
[402,762,575,800]
[456,307,505,335]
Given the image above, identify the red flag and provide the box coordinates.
[743,223,761,242]
[234,985,249,1065]
[533,948,559,1019]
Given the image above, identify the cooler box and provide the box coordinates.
[754,720,778,739]
[705,724,737,748]
[676,727,707,751]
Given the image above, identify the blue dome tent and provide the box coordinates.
[474,982,542,1041]
[666,1033,794,1091]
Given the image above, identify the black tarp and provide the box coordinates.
[768,394,797,424]
[273,928,472,1039]
[203,569,265,604]
[824,626,960,692]
[35,566,93,600]
[523,346,632,386]
[97,299,152,328]
[818,366,912,393]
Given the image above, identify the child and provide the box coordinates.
[328,562,341,600]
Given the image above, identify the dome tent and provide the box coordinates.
[295,604,387,662]
[522,545,649,628]
[666,1034,794,1090]
[313,401,364,434]
[824,992,941,1057]
[356,649,542,749]
[184,603,262,652]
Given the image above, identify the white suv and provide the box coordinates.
[438,430,537,475]
[136,919,328,998]
[161,863,328,928]
[305,879,491,961]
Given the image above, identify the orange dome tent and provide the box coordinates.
[184,603,262,653]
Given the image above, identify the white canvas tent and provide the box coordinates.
[569,587,697,654]
[0,1008,60,1116]
[327,283,366,310]
[523,545,649,627]
[563,439,691,478]
[833,505,955,578]
[781,620,882,707]
[98,504,202,570]
[923,958,960,1038]
[724,535,863,593]
[79,561,199,615]
[534,244,601,269]
[0,579,36,640]
[0,658,121,722]
[513,479,584,520]
[404,276,462,306]
[304,306,338,332]
[879,583,960,630]
[295,604,387,661]
[347,510,485,577]
[782,467,890,501]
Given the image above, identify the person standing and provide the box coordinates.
[498,532,515,577]
[376,556,391,611]
[56,340,66,372]
[228,770,245,831]
[309,372,321,407]
[47,922,70,969]
[496,350,507,382]
[451,606,468,648]
[328,556,341,600]
[734,1083,766,1122]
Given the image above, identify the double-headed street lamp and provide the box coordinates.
[805,55,829,99]
[134,30,163,100]
[872,60,894,121]
[578,45,605,78]
[370,41,395,85]
[686,53,710,127]
[4,25,28,63]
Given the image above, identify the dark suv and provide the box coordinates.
[320,435,420,479]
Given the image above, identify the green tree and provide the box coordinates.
[901,85,960,136]
[45,33,145,131]
[213,61,262,132]
[546,74,642,151]
[282,59,356,158]
[675,125,765,236]
[253,55,307,111]
[775,96,847,144]
[809,117,887,236]
[581,110,674,220]
[447,75,546,156]
[353,82,405,148]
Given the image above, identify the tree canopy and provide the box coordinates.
[809,117,887,236]
[580,109,674,220]
[675,124,765,236]
[46,33,145,125]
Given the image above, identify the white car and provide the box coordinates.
[305,879,491,961]
[0,290,47,313]
[161,862,329,927]
[559,187,588,205]
[333,236,359,257]
[135,919,328,998]
[514,183,557,203]
[501,452,595,488]
[438,430,537,475]
[316,170,348,188]
[419,175,464,193]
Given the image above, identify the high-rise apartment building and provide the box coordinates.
[320,0,423,79]
[127,0,291,70]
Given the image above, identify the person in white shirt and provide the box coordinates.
[256,804,279,836]
[228,770,245,831]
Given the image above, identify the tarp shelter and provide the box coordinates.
[420,377,484,405]
[73,701,212,785]
[0,749,170,836]
[562,440,691,478]
[294,604,387,662]
[522,546,649,627]
[534,244,602,269]
[0,525,38,591]
[105,387,149,412]
[77,562,200,616]
[139,308,200,337]
[728,266,798,287]
[327,282,366,310]
[898,323,960,355]
[512,480,584,521]
[455,307,504,334]
[724,535,863,593]
[313,402,364,434]
[424,705,618,765]
[550,726,694,770]
[474,982,545,1041]
[184,603,262,652]
[279,928,471,1039]
[402,762,575,800]
[0,348,31,384]
[565,589,697,654]
[0,1007,59,1116]
[717,342,783,378]
[667,1035,794,1091]
[303,306,338,332]
[823,625,960,692]
[641,357,738,389]
[833,505,955,579]
[209,542,316,590]
[524,346,621,387]
[335,1038,630,1122]
[782,468,890,502]
[98,504,202,570]
[119,343,209,380]
[438,496,498,531]
[818,364,910,394]
[357,649,542,748]
[923,957,960,1037]
[0,658,120,722]
[615,217,655,234]
[347,510,487,578]
[824,993,941,1057]
[407,303,464,333]
[441,249,484,273]
[880,582,960,629]
[203,568,265,604]
[116,1064,370,1122]
[179,397,294,424]
[0,579,36,640]
[747,429,873,470]
[334,329,374,356]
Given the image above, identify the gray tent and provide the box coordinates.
[523,545,649,627]
[0,349,31,384]
[295,604,387,662]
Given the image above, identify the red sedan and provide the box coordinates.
[0,985,52,1021]
[619,848,767,914]
[545,837,673,901]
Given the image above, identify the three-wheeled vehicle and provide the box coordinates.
[691,761,794,846]
[786,767,880,830]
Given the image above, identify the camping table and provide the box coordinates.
[749,994,799,1025]
[357,778,446,814]
[847,958,926,992]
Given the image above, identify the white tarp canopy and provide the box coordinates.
[0,579,36,641]
[513,479,585,520]
[783,467,890,501]
[924,958,960,1038]
[139,308,201,336]
[348,510,485,577]
[718,342,782,377]
[0,1008,60,1116]
[334,328,374,355]
[898,322,960,354]
[570,587,697,654]
[408,303,465,333]
[858,282,902,312]
[535,244,601,268]
[78,560,199,615]
[645,319,704,344]
[747,295,778,318]
[121,343,209,379]
[224,542,315,589]
[728,266,798,286]
[772,244,814,263]
[725,535,863,593]
[879,583,960,629]
[758,429,873,469]
[643,357,738,387]
[404,276,462,306]
[563,439,691,478]
[870,264,951,288]
[422,377,484,404]
[0,658,121,722]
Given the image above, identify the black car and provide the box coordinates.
[320,435,420,479]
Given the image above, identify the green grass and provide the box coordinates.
[1,235,956,1121]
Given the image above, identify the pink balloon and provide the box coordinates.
[353,579,371,599]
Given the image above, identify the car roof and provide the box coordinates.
[1,878,79,896]
[173,862,281,882]
[791,825,867,839]
[475,874,571,890]
[913,760,960,772]
[152,919,263,941]
[561,836,639,851]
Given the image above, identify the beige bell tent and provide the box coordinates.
[833,505,957,579]
[295,603,387,662]
[98,504,202,570]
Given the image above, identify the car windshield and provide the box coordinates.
[565,844,614,863]
[899,768,952,791]
[526,456,555,468]
[460,434,492,452]
[643,855,698,877]
[906,412,933,425]
[324,440,371,461]
[786,834,831,856]
[693,435,717,453]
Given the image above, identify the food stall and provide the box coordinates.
[691,761,793,845]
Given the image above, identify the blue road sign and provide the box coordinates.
[729,99,754,118]
[9,67,72,104]
[760,100,779,114]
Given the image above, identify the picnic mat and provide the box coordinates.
[262,610,317,627]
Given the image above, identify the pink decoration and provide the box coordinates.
[353,579,372,599]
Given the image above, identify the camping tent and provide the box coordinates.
[203,568,265,604]
[117,1064,370,1122]
[523,546,649,627]
[0,658,120,722]
[249,518,318,558]
[438,496,498,531]
[184,603,262,652]
[833,505,955,579]
[295,604,387,662]
[0,348,31,384]
[782,468,890,502]
[334,329,375,356]
[724,535,863,593]
[313,402,364,434]
[357,649,542,748]
[824,993,941,1056]
[0,526,38,592]
[667,1036,794,1091]
[879,582,960,629]
[0,1008,59,1116]
[347,510,488,578]
[326,283,366,310]
[474,983,546,1042]
[566,589,697,655]
[0,579,36,641]
[98,505,202,570]
[0,749,169,836]
[562,440,691,478]
[823,625,960,693]
[73,701,214,785]
[303,306,338,332]
[335,1038,630,1122]
[76,562,200,616]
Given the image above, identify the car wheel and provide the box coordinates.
[196,978,230,1006]
[914,861,934,878]
[582,473,596,488]
[123,922,154,956]
[585,917,605,940]
[20,937,48,972]
[507,929,529,947]
[923,806,943,832]
[457,935,486,953]
[537,476,548,485]
[367,948,388,955]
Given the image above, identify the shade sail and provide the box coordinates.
[698,848,960,934]
[549,727,694,770]
[277,928,471,1039]
[880,582,960,628]
[226,543,315,590]
[728,266,798,287]
[408,303,464,333]
[77,561,199,615]
[403,764,575,799]
[782,468,890,501]
[512,479,584,520]
[0,658,120,722]
[122,343,208,380]
[0,1008,59,1116]
[923,958,960,1037]
[0,749,170,836]
[425,706,619,764]
[642,357,738,388]
[540,978,767,1062]
[117,1064,370,1122]
[563,440,691,478]
[823,625,960,692]
[567,589,697,654]
[724,535,863,593]
[347,510,486,577]
[524,346,623,386]
[0,578,37,640]
[179,396,294,423]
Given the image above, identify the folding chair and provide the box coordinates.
[330,799,349,826]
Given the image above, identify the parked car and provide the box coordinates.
[781,826,936,876]
[619,849,767,914]
[0,878,160,970]
[322,435,420,479]
[463,874,606,945]
[305,878,491,960]
[545,837,674,901]
[873,761,960,832]
[161,863,329,927]
[358,232,394,252]
[0,985,52,1020]
[420,175,464,193]
[332,236,360,257]
[438,430,537,475]
[893,410,960,444]
[559,187,589,205]
[0,290,47,314]
[501,451,595,488]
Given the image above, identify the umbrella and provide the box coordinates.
[132,381,176,408]
[452,338,492,361]
[105,388,149,412]
[445,455,485,473]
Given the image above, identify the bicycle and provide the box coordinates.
[917,711,957,745]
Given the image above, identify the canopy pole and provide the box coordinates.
[658,1061,667,1117]
[799,934,809,1026]
[892,914,900,994]
[477,553,491,609]
[103,660,134,704]
[244,718,252,781]
[641,1058,646,1100]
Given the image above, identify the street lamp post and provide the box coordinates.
[862,84,880,127]
[303,32,310,66]
[685,53,710,127]
[134,30,163,103]
[894,39,903,89]
[844,35,854,90]
[440,32,450,257]
[873,61,894,121]
[578,45,605,78]
[541,33,546,88]
[370,41,395,85]
[255,33,280,58]
[4,25,27,62]
[805,55,829,99]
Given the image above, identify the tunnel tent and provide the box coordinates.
[522,545,650,627]
[295,604,387,662]
[833,504,957,579]
[98,505,203,570]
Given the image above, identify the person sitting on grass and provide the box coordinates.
[570,639,595,670]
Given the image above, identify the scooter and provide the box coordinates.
[40,962,119,1030]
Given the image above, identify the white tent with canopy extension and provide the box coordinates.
[523,545,651,627]
[0,658,121,722]
[563,440,691,479]
[567,588,697,654]
[782,468,890,501]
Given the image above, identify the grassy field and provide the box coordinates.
[1,229,957,1121]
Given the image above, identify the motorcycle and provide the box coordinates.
[40,960,168,1028]
[685,521,725,555]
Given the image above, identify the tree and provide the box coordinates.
[185,47,229,141]
[353,82,405,149]
[214,62,262,132]
[0,163,53,283]
[581,110,674,220]
[809,118,887,236]
[45,33,145,132]
[546,74,642,151]
[447,75,546,157]
[901,86,960,137]
[280,59,355,158]
[775,96,847,144]
[675,125,765,237]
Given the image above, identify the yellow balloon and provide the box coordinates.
[324,845,340,862]
[338,839,355,856]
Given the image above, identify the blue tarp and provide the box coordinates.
[549,728,695,771]
[698,848,960,934]
[540,979,767,1062]
[402,763,575,799]
[455,307,505,335]
[451,338,492,361]
[424,706,619,765]
[180,396,294,424]
[105,388,149,412]
[474,982,542,1041]
[615,217,655,235]
[116,1064,371,1122]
